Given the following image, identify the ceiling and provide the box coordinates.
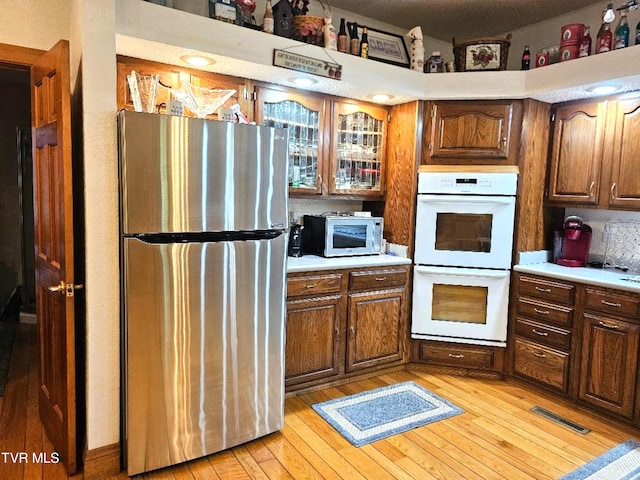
[328,0,603,42]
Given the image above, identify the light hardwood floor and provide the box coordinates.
[2,323,639,479]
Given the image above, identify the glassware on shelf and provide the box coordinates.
[167,81,236,118]
[126,70,159,113]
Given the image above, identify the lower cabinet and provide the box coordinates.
[412,340,504,373]
[511,272,640,425]
[285,265,409,391]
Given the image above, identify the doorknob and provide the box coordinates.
[48,281,84,296]
[48,280,66,294]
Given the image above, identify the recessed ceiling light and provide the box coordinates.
[180,55,215,67]
[288,77,317,87]
[586,84,621,95]
[368,94,394,103]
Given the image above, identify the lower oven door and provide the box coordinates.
[411,265,510,346]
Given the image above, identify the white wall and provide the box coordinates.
[0,0,70,51]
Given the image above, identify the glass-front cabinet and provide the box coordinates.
[255,85,388,197]
[255,86,328,195]
[331,101,387,196]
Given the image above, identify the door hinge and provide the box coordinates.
[387,113,391,123]
[431,105,436,117]
[428,143,433,152]
[551,112,556,122]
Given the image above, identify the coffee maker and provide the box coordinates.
[288,224,304,257]
[554,216,592,267]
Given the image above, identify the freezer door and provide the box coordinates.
[122,235,286,475]
[118,111,288,234]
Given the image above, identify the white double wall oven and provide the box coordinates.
[412,171,518,347]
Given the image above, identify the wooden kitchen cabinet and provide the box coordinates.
[254,84,388,198]
[412,340,504,373]
[285,265,409,392]
[511,273,576,395]
[116,56,247,119]
[422,100,523,165]
[578,286,640,419]
[547,94,640,210]
[345,268,406,372]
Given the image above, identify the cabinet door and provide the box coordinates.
[255,86,329,195]
[285,294,343,387]
[607,98,640,210]
[425,101,521,164]
[330,101,388,197]
[189,73,249,121]
[117,56,187,114]
[547,101,607,205]
[345,288,404,372]
[578,313,640,419]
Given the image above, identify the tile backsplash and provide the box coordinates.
[289,198,364,224]
[566,208,640,262]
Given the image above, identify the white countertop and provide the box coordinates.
[287,254,412,273]
[514,262,640,294]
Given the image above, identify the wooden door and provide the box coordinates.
[31,40,78,474]
[607,98,640,210]
[254,85,329,196]
[285,295,343,387]
[330,100,388,197]
[547,101,607,205]
[345,288,404,372]
[578,313,639,419]
[425,101,522,164]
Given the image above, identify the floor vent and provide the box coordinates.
[531,406,590,434]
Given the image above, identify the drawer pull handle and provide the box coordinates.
[601,300,622,308]
[374,276,387,281]
[532,329,549,337]
[448,354,464,359]
[535,287,551,293]
[598,321,621,330]
[533,308,550,315]
[530,350,547,359]
[304,283,318,289]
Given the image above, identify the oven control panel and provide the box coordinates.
[418,172,518,195]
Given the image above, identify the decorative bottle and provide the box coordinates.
[614,9,630,49]
[578,26,592,57]
[262,0,274,34]
[347,22,359,55]
[596,18,613,53]
[521,45,531,70]
[323,17,337,50]
[359,27,369,58]
[337,18,348,52]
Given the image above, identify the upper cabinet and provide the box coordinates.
[423,100,522,165]
[547,95,640,211]
[116,56,250,119]
[255,84,388,198]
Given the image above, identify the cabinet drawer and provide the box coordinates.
[349,268,408,290]
[518,275,575,304]
[514,339,570,393]
[418,342,495,370]
[515,317,572,351]
[287,273,343,297]
[516,297,574,327]
[585,287,640,319]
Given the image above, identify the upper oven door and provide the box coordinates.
[414,194,516,269]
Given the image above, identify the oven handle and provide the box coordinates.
[418,196,514,205]
[415,265,510,278]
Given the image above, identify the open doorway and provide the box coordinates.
[0,67,35,323]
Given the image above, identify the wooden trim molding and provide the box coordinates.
[83,442,121,479]
[0,42,45,68]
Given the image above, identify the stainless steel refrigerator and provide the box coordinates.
[117,111,288,475]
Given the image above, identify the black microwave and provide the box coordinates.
[302,215,383,257]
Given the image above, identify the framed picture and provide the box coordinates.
[357,26,410,68]
[465,43,502,70]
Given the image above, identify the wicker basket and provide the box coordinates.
[292,15,324,45]
[452,34,512,72]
